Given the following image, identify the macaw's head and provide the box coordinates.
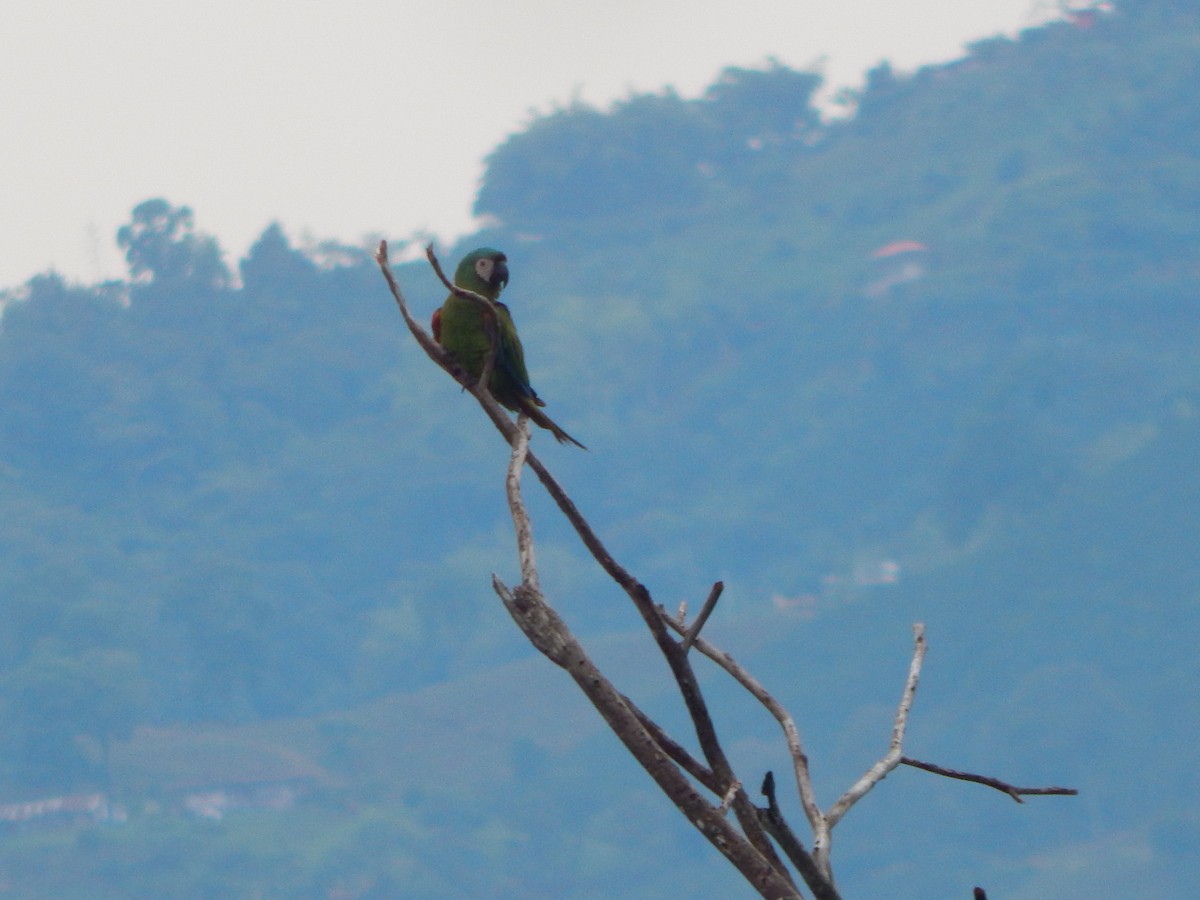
[454,247,509,297]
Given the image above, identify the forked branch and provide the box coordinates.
[825,624,927,829]
[375,242,1076,898]
[493,414,799,898]
[680,581,725,653]
[376,241,788,880]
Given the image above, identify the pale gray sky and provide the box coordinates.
[0,0,1058,289]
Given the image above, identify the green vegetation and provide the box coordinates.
[0,1,1197,895]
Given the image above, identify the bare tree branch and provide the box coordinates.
[661,616,930,882]
[622,695,722,795]
[492,576,799,898]
[491,424,801,898]
[759,772,841,900]
[825,624,927,829]
[659,610,825,851]
[505,414,538,592]
[380,243,788,877]
[374,242,1077,897]
[899,757,1079,803]
[655,623,789,875]
[373,241,462,382]
[681,581,724,653]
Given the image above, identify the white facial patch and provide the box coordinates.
[475,258,494,281]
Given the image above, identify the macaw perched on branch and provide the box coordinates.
[432,247,586,449]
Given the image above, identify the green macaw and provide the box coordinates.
[432,247,586,449]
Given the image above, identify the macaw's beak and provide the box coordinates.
[492,258,509,290]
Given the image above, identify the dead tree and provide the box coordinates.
[375,242,1076,899]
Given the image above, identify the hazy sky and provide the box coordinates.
[1,1,1058,289]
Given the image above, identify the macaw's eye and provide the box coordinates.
[475,259,493,280]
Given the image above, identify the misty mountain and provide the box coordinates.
[0,1,1196,895]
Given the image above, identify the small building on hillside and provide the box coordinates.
[864,240,931,298]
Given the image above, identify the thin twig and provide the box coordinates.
[825,624,926,830]
[681,581,724,653]
[373,241,461,381]
[891,623,925,750]
[899,757,1079,803]
[423,244,460,295]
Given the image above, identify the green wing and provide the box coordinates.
[493,303,542,408]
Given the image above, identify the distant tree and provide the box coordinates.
[116,198,229,286]
[476,89,721,223]
[0,274,123,474]
[703,61,823,144]
[240,222,317,291]
[476,61,828,225]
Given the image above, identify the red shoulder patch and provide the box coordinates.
[431,307,442,342]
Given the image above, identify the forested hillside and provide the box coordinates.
[0,1,1196,895]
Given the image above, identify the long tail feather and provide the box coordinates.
[522,402,587,449]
